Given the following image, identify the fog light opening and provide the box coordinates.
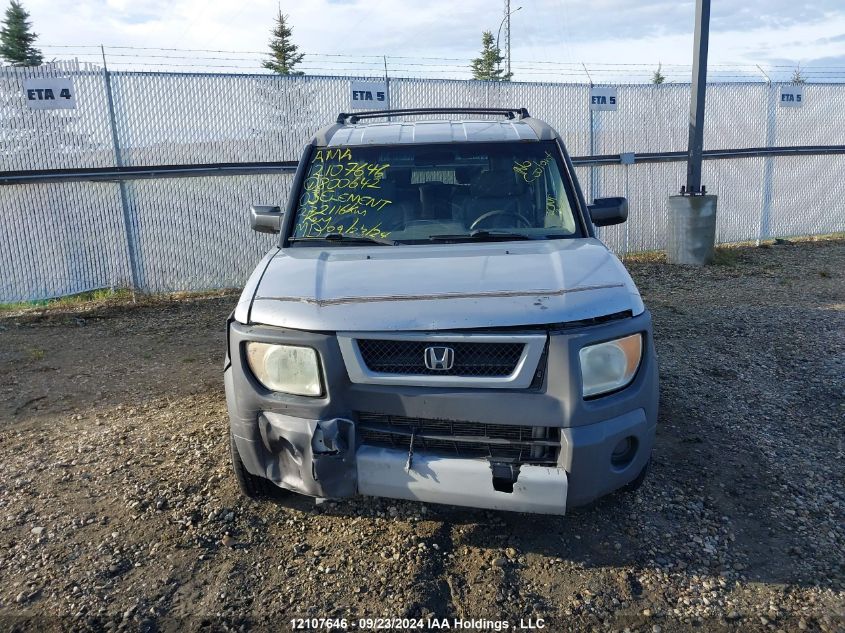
[611,436,638,470]
[492,477,514,493]
[490,462,519,494]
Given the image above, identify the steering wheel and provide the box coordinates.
[469,209,533,231]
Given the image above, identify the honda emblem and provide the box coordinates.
[424,346,455,371]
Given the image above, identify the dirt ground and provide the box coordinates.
[0,239,843,633]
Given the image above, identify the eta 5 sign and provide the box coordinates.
[350,80,389,110]
[590,87,618,111]
[23,78,77,110]
[780,86,804,108]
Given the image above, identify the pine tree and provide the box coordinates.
[0,0,42,66]
[471,31,510,81]
[791,65,806,84]
[651,63,666,84]
[263,10,304,76]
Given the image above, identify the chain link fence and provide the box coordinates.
[1,67,844,302]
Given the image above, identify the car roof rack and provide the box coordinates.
[336,107,530,124]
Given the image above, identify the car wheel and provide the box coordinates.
[621,457,651,493]
[230,433,272,499]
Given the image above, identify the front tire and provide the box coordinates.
[230,433,271,499]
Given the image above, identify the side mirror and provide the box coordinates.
[250,205,283,234]
[589,197,628,226]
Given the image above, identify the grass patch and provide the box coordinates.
[1,288,239,320]
[0,288,134,313]
[623,233,845,264]
[27,347,46,360]
[713,247,740,266]
[623,250,666,263]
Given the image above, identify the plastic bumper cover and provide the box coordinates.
[356,445,567,515]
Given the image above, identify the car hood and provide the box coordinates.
[246,238,644,332]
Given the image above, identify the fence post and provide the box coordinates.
[100,45,141,294]
[758,82,777,244]
[383,56,391,119]
[587,88,602,239]
[624,161,630,256]
[582,64,600,215]
[589,107,599,202]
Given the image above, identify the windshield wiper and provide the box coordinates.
[289,233,395,246]
[427,230,536,242]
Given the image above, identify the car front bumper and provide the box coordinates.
[224,310,658,513]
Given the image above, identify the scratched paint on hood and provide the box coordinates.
[245,238,644,332]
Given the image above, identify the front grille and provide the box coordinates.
[356,413,560,465]
[357,339,524,377]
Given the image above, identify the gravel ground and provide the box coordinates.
[0,239,843,633]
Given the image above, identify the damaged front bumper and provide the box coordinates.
[224,312,658,514]
[232,409,571,514]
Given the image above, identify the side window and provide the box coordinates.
[543,161,576,233]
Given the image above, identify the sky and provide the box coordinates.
[16,0,845,82]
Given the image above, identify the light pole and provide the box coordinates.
[496,5,521,78]
[667,0,718,266]
[685,0,710,195]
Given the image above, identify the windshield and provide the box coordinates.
[290,141,581,243]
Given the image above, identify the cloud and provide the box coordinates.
[19,0,845,80]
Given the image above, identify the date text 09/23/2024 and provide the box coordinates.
[290,617,546,631]
[290,617,548,630]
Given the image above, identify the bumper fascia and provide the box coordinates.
[225,310,659,511]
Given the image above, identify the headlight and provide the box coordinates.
[245,343,322,396]
[579,333,642,397]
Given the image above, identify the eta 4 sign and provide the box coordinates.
[23,78,76,110]
[350,80,389,110]
[590,86,617,111]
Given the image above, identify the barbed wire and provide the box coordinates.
[29,44,845,83]
[35,45,845,69]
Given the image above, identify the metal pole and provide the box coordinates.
[581,62,593,85]
[496,15,506,78]
[383,55,391,120]
[583,64,598,205]
[687,0,710,195]
[669,0,717,266]
[506,0,511,78]
[496,4,520,79]
[624,163,630,256]
[589,107,597,203]
[758,82,777,244]
[685,0,710,194]
[101,45,140,296]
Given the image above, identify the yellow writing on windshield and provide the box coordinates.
[297,215,389,239]
[309,161,390,180]
[313,148,352,162]
[513,151,555,183]
[299,191,393,211]
[304,175,385,191]
[295,149,394,239]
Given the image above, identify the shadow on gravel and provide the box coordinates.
[261,335,842,593]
